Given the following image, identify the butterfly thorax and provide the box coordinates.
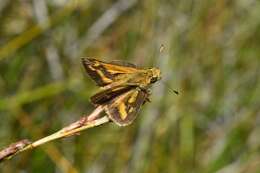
[123,68,161,88]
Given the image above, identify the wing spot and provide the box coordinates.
[96,70,113,83]
[93,62,100,67]
[119,103,127,120]
[88,66,96,71]
[129,107,134,113]
[128,91,138,103]
[107,69,121,74]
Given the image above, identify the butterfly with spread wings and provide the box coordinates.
[81,58,161,126]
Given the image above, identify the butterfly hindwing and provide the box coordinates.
[104,88,148,126]
[81,58,139,86]
[90,85,135,105]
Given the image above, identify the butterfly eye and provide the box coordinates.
[150,77,158,83]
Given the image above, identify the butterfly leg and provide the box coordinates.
[138,87,151,104]
[145,89,151,102]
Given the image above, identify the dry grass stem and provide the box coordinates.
[0,106,110,162]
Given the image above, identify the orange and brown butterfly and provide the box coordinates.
[81,58,161,126]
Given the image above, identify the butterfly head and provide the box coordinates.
[148,68,161,84]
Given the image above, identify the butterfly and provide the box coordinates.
[81,58,161,126]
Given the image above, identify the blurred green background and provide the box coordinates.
[0,0,259,172]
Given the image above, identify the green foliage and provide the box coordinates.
[0,0,259,172]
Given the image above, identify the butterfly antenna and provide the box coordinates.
[151,44,165,66]
[162,81,179,95]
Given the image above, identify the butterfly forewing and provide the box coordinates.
[104,88,148,126]
[81,58,139,86]
[82,58,114,86]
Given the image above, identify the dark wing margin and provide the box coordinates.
[81,58,114,86]
[104,88,148,126]
[109,60,137,68]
